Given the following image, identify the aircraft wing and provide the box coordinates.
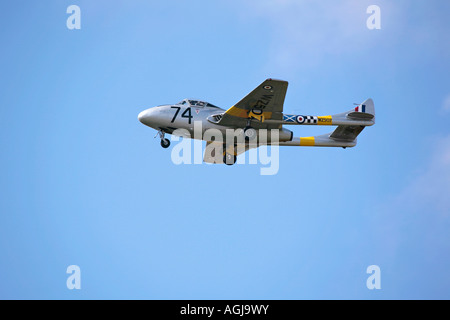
[217,79,288,129]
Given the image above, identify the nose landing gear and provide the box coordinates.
[161,138,170,148]
[156,130,170,148]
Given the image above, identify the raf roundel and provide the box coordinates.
[296,115,305,124]
[263,85,273,90]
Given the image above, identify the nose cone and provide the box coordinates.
[138,107,163,128]
[138,108,157,127]
[138,109,148,124]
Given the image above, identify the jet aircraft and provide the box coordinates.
[138,79,375,165]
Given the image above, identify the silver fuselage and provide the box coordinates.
[138,103,228,137]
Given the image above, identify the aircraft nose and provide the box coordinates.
[138,107,161,127]
[138,108,156,126]
[138,110,148,124]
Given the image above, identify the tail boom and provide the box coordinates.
[277,98,375,127]
[279,134,357,148]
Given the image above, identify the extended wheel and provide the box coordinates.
[244,126,257,141]
[161,138,170,148]
[223,153,237,165]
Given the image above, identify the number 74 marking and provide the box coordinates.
[171,106,193,124]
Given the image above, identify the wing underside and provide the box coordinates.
[217,79,288,129]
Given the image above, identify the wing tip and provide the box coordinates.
[265,78,288,83]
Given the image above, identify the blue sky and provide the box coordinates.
[0,0,449,299]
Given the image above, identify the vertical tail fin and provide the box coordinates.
[347,98,375,122]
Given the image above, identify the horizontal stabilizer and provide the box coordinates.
[330,125,365,141]
[327,98,374,142]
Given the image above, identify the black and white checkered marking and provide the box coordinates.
[305,116,317,124]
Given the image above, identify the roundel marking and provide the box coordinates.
[296,115,305,124]
[263,85,273,90]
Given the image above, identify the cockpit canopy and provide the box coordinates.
[177,99,220,108]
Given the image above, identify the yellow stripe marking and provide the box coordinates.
[249,111,265,122]
[317,116,332,125]
[300,137,315,146]
[226,106,272,119]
